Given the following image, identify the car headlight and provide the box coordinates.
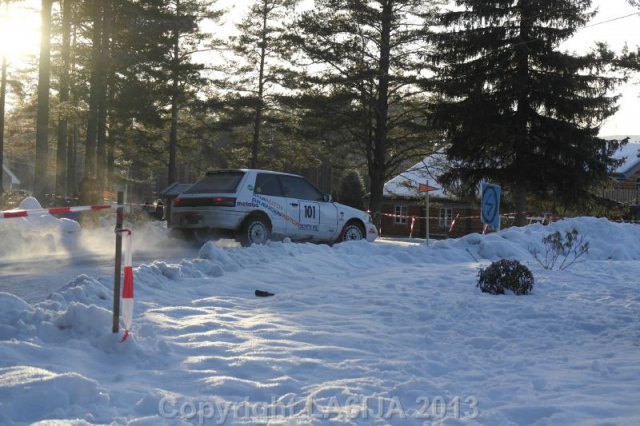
[367,214,374,224]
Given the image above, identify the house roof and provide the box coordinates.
[385,137,640,199]
[608,136,640,179]
[383,152,452,200]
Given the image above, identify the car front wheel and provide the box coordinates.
[239,216,271,247]
[340,221,365,242]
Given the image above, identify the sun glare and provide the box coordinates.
[0,2,41,60]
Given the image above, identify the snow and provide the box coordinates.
[1,200,640,424]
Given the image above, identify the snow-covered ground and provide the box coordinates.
[1,201,639,425]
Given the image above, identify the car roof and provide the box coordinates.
[205,169,302,178]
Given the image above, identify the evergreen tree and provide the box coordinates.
[289,0,441,225]
[162,0,221,187]
[338,170,366,210]
[430,0,623,225]
[225,0,296,169]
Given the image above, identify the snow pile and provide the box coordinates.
[446,216,640,262]
[0,216,639,424]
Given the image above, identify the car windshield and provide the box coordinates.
[185,171,245,194]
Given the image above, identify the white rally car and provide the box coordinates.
[169,169,378,246]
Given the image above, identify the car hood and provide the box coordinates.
[333,202,370,221]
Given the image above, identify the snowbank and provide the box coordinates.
[0,216,639,424]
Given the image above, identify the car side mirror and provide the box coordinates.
[323,194,332,203]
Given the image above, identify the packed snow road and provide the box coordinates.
[0,242,201,303]
[1,211,640,425]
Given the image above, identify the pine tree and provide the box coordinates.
[225,0,296,169]
[430,0,623,225]
[289,0,441,225]
[162,0,221,187]
[338,170,366,210]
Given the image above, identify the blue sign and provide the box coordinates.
[481,182,501,229]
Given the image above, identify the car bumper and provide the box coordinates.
[171,207,246,230]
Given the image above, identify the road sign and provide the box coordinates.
[481,182,501,229]
[418,184,438,193]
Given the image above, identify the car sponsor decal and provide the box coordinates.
[236,200,260,208]
[252,194,301,228]
[250,194,320,232]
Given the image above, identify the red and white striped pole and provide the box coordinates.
[1,203,114,219]
[409,216,416,238]
[117,228,134,342]
[449,213,460,234]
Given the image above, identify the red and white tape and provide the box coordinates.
[116,228,134,342]
[0,203,117,219]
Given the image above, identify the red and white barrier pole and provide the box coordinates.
[449,213,460,234]
[409,216,416,238]
[0,203,114,219]
[117,228,134,342]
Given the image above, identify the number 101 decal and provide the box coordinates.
[300,201,320,226]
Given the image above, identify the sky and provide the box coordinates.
[1,0,640,136]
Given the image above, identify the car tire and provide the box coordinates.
[340,220,365,242]
[192,228,215,244]
[239,215,271,247]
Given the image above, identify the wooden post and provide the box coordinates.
[112,191,124,333]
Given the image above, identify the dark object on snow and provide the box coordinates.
[477,259,534,295]
[255,290,275,297]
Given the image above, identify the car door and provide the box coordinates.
[253,173,288,236]
[279,175,338,241]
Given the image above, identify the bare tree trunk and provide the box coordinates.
[168,0,180,186]
[96,0,111,193]
[34,0,53,198]
[368,0,392,227]
[251,1,268,169]
[55,0,72,197]
[514,1,531,227]
[69,127,78,195]
[0,1,7,197]
[84,0,102,178]
[67,17,78,196]
[0,53,5,197]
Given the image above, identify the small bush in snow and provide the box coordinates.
[529,228,588,271]
[477,259,534,295]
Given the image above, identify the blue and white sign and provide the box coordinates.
[480,182,501,229]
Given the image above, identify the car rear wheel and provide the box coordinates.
[239,215,271,247]
[192,228,216,244]
[340,221,365,242]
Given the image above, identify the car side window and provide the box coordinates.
[255,173,284,197]
[279,176,323,201]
